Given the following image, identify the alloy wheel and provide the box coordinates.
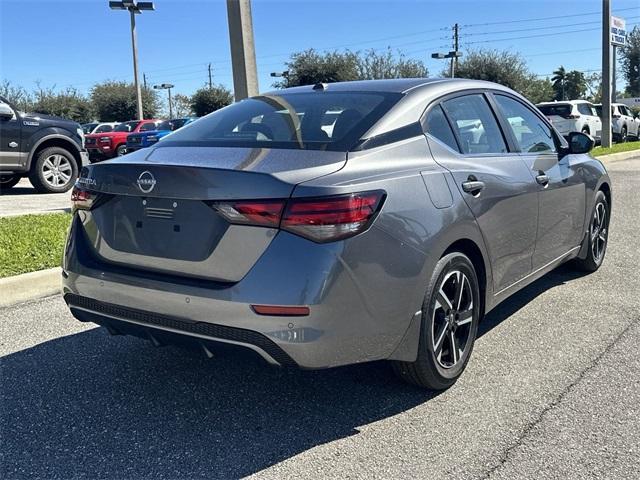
[42,154,72,188]
[591,201,607,263]
[432,270,474,369]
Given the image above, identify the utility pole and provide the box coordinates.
[602,0,612,147]
[451,23,459,78]
[208,63,213,89]
[143,73,147,89]
[226,0,259,100]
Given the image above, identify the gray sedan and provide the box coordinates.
[62,78,610,389]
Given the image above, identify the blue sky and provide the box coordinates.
[1,0,638,99]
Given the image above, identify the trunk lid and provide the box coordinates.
[78,146,346,282]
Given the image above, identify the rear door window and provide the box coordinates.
[537,104,572,118]
[139,122,159,132]
[442,94,507,155]
[577,103,594,116]
[494,95,556,154]
[424,105,459,152]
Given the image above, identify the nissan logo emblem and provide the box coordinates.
[136,170,156,193]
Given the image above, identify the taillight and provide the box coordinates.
[282,192,385,242]
[211,200,285,227]
[210,191,385,243]
[70,186,97,211]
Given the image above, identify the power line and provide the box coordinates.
[462,6,638,28]
[463,22,639,46]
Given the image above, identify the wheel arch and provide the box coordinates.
[442,238,488,319]
[28,135,82,172]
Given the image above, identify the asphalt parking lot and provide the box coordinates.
[0,179,70,217]
[1,157,639,479]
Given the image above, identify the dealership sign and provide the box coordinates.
[611,16,626,46]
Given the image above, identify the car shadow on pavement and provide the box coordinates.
[478,263,585,338]
[1,264,584,479]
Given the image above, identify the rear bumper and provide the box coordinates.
[61,214,427,369]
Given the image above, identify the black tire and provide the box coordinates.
[0,174,21,191]
[116,144,127,156]
[581,127,590,135]
[28,146,78,193]
[573,190,609,272]
[620,126,627,143]
[392,252,481,390]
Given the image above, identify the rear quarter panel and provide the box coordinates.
[291,135,490,360]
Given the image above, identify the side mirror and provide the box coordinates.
[0,103,14,119]
[567,131,594,154]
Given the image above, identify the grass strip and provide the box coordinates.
[0,213,71,278]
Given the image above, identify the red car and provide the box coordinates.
[85,119,161,161]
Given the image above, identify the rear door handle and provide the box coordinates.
[461,180,485,194]
[536,173,549,186]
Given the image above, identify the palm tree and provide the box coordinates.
[552,66,567,101]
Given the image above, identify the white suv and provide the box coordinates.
[536,101,602,141]
[594,103,640,142]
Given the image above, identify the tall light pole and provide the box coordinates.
[226,0,259,100]
[109,1,155,120]
[602,0,612,148]
[154,83,174,119]
[431,51,463,78]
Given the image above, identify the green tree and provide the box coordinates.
[276,48,428,88]
[276,49,360,88]
[0,80,34,112]
[564,70,587,100]
[170,93,193,118]
[190,85,233,117]
[31,85,94,123]
[521,77,554,104]
[356,48,427,79]
[454,49,546,102]
[551,67,587,101]
[551,66,568,100]
[620,26,640,96]
[90,81,159,121]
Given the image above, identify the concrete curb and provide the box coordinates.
[0,267,61,308]
[595,150,640,162]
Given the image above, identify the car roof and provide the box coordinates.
[537,100,591,105]
[263,77,518,95]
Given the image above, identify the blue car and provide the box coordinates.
[126,117,196,152]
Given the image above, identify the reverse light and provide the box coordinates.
[210,191,385,243]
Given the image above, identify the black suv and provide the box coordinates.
[0,96,89,193]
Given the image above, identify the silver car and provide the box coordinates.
[62,79,611,389]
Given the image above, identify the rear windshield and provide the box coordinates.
[115,121,140,132]
[537,104,572,117]
[160,92,403,151]
[156,118,188,131]
[94,124,114,133]
[82,123,97,134]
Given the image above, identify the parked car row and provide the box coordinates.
[536,100,639,143]
[83,117,196,162]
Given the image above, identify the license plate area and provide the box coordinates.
[93,195,229,262]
